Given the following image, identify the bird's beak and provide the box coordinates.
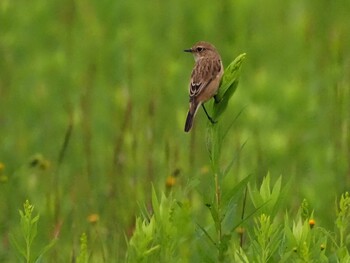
[184,48,192,53]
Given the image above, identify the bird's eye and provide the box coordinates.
[197,47,204,52]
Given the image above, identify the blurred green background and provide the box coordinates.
[0,0,349,261]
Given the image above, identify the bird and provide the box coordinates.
[183,41,224,132]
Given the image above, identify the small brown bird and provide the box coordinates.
[184,41,224,132]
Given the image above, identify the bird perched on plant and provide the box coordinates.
[184,41,224,132]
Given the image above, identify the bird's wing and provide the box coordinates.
[189,58,222,99]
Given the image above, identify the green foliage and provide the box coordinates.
[249,174,283,217]
[206,53,246,173]
[126,187,194,262]
[128,185,350,262]
[77,233,89,263]
[336,192,350,254]
[227,193,349,262]
[199,54,247,262]
[300,199,311,221]
[250,213,281,262]
[281,216,327,262]
[213,53,246,120]
[10,200,56,263]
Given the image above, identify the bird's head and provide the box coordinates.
[184,41,219,61]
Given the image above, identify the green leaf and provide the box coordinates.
[212,53,246,119]
[249,183,264,209]
[9,234,26,259]
[206,202,220,232]
[36,238,57,262]
[222,174,252,207]
[222,141,247,180]
[31,214,40,225]
[221,106,246,142]
[270,176,290,217]
[260,172,271,201]
[196,223,216,247]
[230,201,268,233]
[151,185,160,221]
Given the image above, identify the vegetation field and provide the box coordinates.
[0,0,349,262]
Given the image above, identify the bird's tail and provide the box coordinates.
[184,102,200,132]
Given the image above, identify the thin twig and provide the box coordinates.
[240,186,248,247]
[54,116,73,222]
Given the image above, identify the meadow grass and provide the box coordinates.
[0,0,349,261]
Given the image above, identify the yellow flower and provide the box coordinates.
[87,213,100,224]
[166,176,176,188]
[309,219,315,229]
[0,162,4,172]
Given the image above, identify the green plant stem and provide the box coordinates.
[240,187,248,247]
[340,229,344,248]
[206,53,245,262]
[214,172,225,262]
[215,172,221,242]
[26,239,30,263]
[25,228,31,263]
